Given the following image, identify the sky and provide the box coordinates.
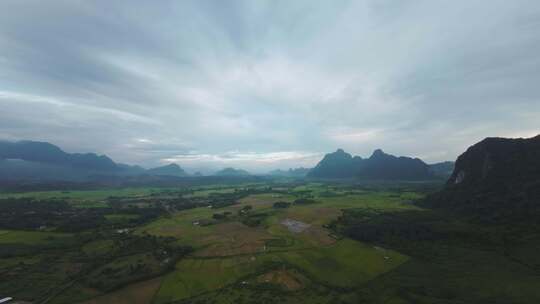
[0,0,539,173]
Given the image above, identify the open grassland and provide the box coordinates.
[82,239,115,256]
[137,207,219,243]
[130,185,419,302]
[11,181,534,304]
[238,193,296,207]
[0,187,174,209]
[279,239,407,287]
[354,242,540,304]
[153,238,407,303]
[185,187,237,198]
[0,187,160,200]
[138,186,421,257]
[2,181,444,304]
[139,212,275,257]
[154,256,260,303]
[257,269,307,291]
[79,277,162,304]
[0,229,73,245]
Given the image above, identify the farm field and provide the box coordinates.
[2,180,539,303]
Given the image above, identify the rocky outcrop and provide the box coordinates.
[427,135,540,220]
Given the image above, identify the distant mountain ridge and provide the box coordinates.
[428,161,455,178]
[308,148,436,180]
[146,163,188,177]
[214,167,250,176]
[0,141,118,171]
[0,140,190,181]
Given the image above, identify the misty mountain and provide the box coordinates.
[146,163,188,177]
[307,149,362,179]
[426,135,540,219]
[0,159,101,182]
[0,140,118,171]
[358,149,433,180]
[214,167,250,176]
[308,148,435,180]
[0,141,192,182]
[268,167,310,177]
[116,163,146,174]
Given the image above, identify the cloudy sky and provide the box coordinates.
[1,0,539,173]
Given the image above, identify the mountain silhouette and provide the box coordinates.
[146,163,188,177]
[308,148,434,180]
[0,140,194,182]
[0,140,118,171]
[214,167,250,176]
[428,161,455,178]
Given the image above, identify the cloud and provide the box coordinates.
[0,90,159,125]
[163,151,323,173]
[0,0,539,169]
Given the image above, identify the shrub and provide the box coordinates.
[272,201,291,209]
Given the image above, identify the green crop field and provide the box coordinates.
[0,230,73,245]
[0,183,420,303]
[2,180,538,304]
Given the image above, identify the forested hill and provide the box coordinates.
[426,135,540,220]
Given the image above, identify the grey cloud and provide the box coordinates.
[0,0,539,170]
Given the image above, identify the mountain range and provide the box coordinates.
[0,141,188,181]
[0,141,118,171]
[214,167,251,176]
[0,140,457,182]
[308,148,451,180]
[146,163,188,177]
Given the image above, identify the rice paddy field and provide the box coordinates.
[128,183,417,303]
[3,180,538,304]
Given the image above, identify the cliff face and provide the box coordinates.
[447,135,540,189]
[428,135,540,220]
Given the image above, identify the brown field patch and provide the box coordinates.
[239,193,295,206]
[281,218,310,233]
[152,224,188,237]
[257,269,305,291]
[303,226,336,246]
[285,207,342,225]
[193,222,271,257]
[80,277,162,304]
